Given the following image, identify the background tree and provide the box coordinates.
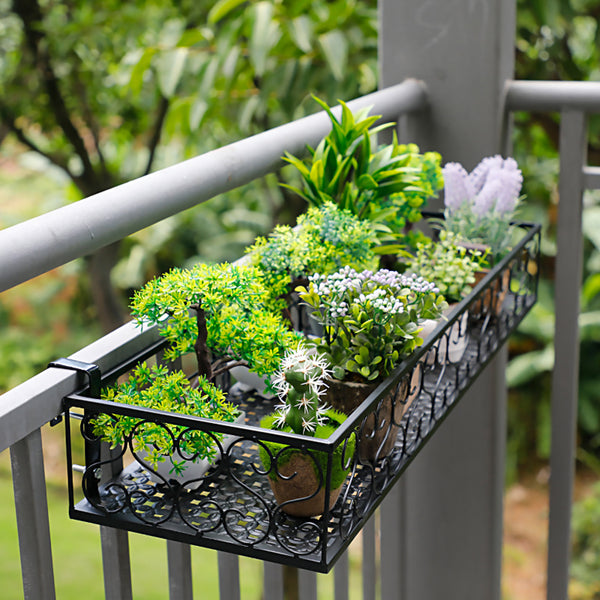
[0,0,378,330]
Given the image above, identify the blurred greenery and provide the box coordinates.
[506,0,600,477]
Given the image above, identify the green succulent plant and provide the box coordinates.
[298,266,446,383]
[259,346,354,489]
[282,96,443,251]
[404,231,489,304]
[93,362,239,474]
[246,201,378,300]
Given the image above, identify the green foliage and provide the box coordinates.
[259,408,354,489]
[282,97,443,247]
[507,0,600,469]
[298,267,445,383]
[570,482,600,599]
[246,201,379,298]
[1,0,379,330]
[403,231,489,304]
[94,362,238,472]
[130,262,300,376]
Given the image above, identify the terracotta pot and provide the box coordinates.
[472,267,511,316]
[324,376,410,461]
[268,451,342,518]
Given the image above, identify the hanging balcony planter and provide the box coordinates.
[59,219,540,573]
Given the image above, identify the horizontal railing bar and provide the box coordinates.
[0,320,161,454]
[0,81,427,294]
[583,165,600,190]
[506,80,600,113]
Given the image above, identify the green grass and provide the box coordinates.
[0,446,366,599]
[0,453,264,599]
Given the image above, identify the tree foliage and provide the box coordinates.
[0,0,378,330]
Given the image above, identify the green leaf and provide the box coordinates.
[129,48,156,97]
[332,365,345,380]
[583,206,600,251]
[157,47,188,98]
[357,173,378,190]
[208,0,249,24]
[249,2,280,77]
[506,347,554,387]
[190,99,208,131]
[177,28,205,48]
[318,30,348,82]
[289,16,313,53]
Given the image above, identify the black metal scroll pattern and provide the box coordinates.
[330,237,539,544]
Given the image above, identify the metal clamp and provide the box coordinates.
[47,358,102,425]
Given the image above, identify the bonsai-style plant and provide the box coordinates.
[282,97,443,252]
[403,231,489,305]
[437,155,524,264]
[93,362,240,476]
[130,262,301,385]
[259,345,354,517]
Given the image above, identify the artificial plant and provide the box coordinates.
[298,266,446,383]
[93,362,239,473]
[403,231,489,304]
[437,155,524,263]
[282,96,443,251]
[130,262,300,382]
[246,201,378,301]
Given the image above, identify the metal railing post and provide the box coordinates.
[546,109,587,600]
[10,429,56,600]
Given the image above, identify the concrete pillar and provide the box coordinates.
[379,1,516,598]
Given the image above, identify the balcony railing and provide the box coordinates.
[1,77,599,600]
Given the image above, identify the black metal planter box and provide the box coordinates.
[61,222,540,573]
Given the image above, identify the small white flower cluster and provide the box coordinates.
[309,266,363,297]
[309,267,439,308]
[355,288,405,315]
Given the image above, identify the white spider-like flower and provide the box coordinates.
[274,346,331,401]
[297,394,313,413]
[301,416,317,434]
[272,411,288,429]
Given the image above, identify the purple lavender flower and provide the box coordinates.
[494,160,523,214]
[473,172,503,217]
[442,163,474,211]
[468,155,504,193]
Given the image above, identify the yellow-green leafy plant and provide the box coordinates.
[130,263,301,383]
[93,362,239,474]
[404,232,489,304]
[246,201,379,301]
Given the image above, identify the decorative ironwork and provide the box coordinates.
[62,222,540,573]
